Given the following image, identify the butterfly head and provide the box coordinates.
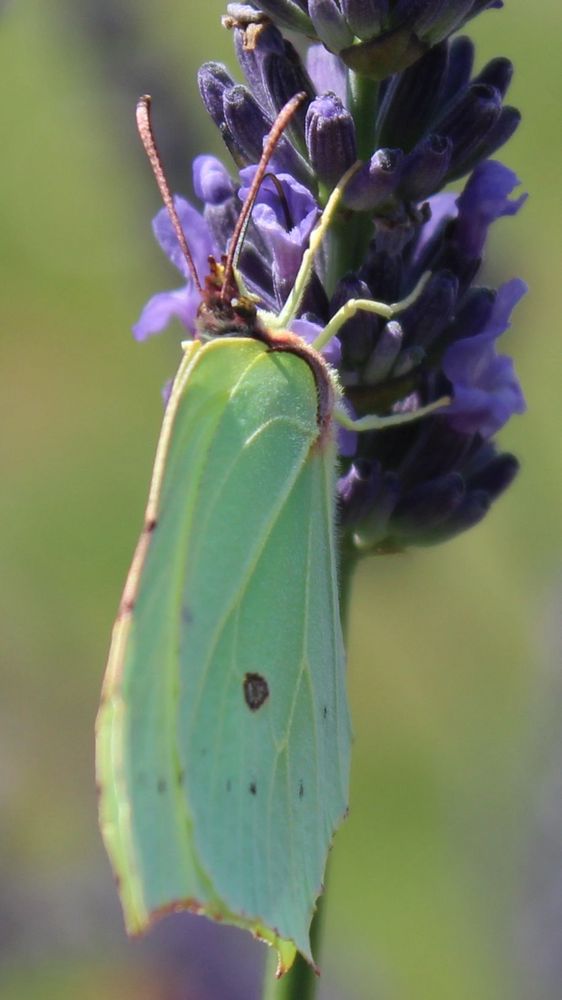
[196,256,260,340]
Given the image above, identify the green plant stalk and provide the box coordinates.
[325,72,381,289]
[260,548,358,1000]
[348,71,380,159]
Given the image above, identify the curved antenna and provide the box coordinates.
[222,91,307,301]
[136,95,203,295]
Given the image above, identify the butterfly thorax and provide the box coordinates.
[195,257,336,439]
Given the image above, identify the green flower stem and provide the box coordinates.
[326,211,373,292]
[348,71,380,160]
[260,549,358,1000]
[324,71,380,289]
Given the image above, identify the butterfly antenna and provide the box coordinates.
[222,92,307,302]
[136,95,203,294]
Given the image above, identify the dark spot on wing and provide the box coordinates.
[249,781,257,796]
[157,778,167,794]
[243,672,269,710]
[299,780,304,799]
[323,705,328,719]
[145,517,158,533]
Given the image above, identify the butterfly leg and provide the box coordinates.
[334,394,450,433]
[310,272,431,354]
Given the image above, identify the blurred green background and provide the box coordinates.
[1,1,560,998]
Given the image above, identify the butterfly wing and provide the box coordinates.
[96,337,351,970]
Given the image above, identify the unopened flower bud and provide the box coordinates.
[305,93,357,187]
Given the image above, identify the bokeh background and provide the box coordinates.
[1,1,561,998]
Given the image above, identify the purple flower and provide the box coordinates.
[343,148,403,211]
[443,279,527,437]
[238,167,320,302]
[193,154,235,205]
[329,160,526,549]
[306,44,347,104]
[305,93,357,187]
[376,38,520,190]
[454,160,527,258]
[133,196,216,340]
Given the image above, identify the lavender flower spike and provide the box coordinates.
[136,0,526,551]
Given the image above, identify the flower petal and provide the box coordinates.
[239,169,320,285]
[454,159,527,258]
[193,155,235,205]
[306,43,347,103]
[443,278,527,436]
[132,286,198,341]
[152,196,216,281]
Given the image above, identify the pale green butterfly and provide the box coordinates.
[96,93,446,975]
